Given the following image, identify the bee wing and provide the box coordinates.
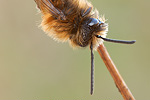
[34,0,66,20]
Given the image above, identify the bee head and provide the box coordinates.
[77,17,108,47]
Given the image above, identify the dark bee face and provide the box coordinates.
[78,18,106,47]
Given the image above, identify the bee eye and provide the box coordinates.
[88,18,102,26]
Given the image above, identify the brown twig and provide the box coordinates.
[97,43,135,100]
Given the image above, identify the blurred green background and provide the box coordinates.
[0,0,149,100]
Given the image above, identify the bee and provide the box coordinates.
[34,0,136,95]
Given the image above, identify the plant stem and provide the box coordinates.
[97,43,135,100]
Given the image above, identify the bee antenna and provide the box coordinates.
[90,42,94,95]
[95,35,136,44]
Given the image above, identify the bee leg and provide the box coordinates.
[81,7,92,17]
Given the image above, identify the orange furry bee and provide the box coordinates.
[34,0,135,95]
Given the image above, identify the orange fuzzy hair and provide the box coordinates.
[34,0,107,49]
